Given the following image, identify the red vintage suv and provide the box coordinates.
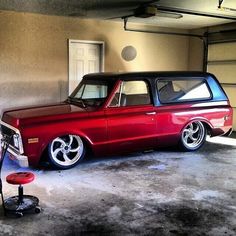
[0,72,233,169]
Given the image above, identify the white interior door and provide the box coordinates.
[69,40,104,94]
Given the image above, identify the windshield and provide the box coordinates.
[68,79,115,107]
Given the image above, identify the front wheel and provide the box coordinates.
[48,134,85,169]
[179,121,206,151]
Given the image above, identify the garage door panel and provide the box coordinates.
[208,42,236,130]
[208,42,236,61]
[222,88,236,130]
[223,86,236,103]
[233,108,236,130]
[208,64,236,84]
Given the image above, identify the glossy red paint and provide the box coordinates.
[154,101,232,147]
[0,72,233,168]
[105,105,157,153]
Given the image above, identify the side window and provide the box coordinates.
[157,78,211,103]
[74,84,108,99]
[109,80,151,107]
[81,84,107,99]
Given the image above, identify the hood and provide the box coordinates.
[2,103,88,127]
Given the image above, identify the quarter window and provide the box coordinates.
[157,78,211,103]
[109,80,151,107]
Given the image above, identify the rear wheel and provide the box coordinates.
[179,121,206,151]
[48,134,85,169]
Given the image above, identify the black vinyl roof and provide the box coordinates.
[81,71,226,102]
[83,71,214,81]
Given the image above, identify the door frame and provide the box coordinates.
[68,39,105,94]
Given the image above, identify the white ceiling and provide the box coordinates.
[0,0,236,29]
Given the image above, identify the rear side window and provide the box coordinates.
[157,78,211,103]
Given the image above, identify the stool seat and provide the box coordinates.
[6,172,35,185]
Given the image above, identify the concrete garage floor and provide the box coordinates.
[0,135,236,236]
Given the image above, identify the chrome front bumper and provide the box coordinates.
[5,146,29,167]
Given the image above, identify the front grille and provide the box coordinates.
[0,121,23,154]
[1,125,16,147]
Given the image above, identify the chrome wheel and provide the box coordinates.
[48,135,85,169]
[180,121,206,151]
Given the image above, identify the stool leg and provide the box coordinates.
[0,179,6,216]
[18,185,23,204]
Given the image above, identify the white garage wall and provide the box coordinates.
[188,29,205,71]
[0,11,191,115]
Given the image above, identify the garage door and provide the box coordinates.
[207,42,236,130]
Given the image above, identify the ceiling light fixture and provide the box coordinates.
[218,0,224,9]
[218,0,236,12]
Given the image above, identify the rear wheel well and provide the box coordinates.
[179,120,208,151]
[202,122,212,136]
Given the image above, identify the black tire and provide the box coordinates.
[179,121,206,151]
[48,134,85,169]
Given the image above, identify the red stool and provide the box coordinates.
[4,172,41,217]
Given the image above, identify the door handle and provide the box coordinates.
[146,112,156,115]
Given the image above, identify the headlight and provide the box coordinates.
[13,134,20,149]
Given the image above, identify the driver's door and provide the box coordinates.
[105,79,157,154]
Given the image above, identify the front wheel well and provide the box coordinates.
[39,134,92,167]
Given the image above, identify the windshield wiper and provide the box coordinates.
[67,97,86,108]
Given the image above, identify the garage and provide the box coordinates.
[0,0,235,235]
